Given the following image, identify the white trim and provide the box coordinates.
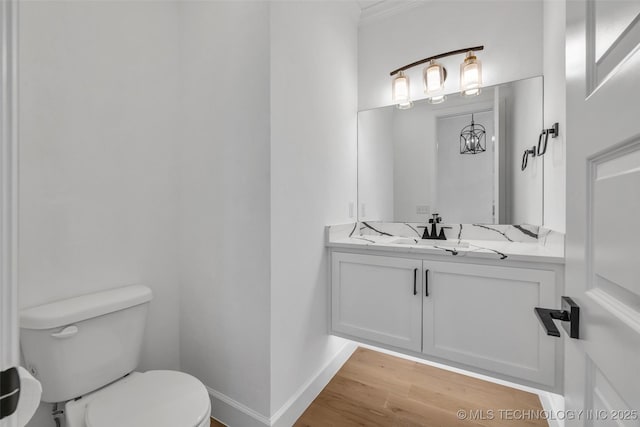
[1,0,19,372]
[0,0,19,425]
[359,0,428,27]
[270,341,357,427]
[205,341,358,427]
[587,287,640,335]
[538,390,565,427]
[206,386,270,427]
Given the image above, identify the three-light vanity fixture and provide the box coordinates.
[390,46,484,109]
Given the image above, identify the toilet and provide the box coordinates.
[19,285,211,427]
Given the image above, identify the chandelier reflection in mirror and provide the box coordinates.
[459,114,486,154]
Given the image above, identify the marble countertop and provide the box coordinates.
[326,222,565,264]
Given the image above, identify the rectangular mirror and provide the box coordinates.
[357,76,543,224]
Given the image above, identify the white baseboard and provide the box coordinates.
[270,341,358,427]
[539,391,565,427]
[206,386,270,427]
[206,341,357,427]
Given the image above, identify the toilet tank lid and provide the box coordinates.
[20,285,153,330]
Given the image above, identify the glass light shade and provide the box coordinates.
[423,60,446,94]
[460,52,482,97]
[427,95,446,104]
[392,71,412,108]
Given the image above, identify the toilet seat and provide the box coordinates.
[85,370,210,427]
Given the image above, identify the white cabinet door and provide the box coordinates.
[332,252,423,352]
[422,261,557,387]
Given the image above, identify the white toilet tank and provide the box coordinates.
[20,285,153,403]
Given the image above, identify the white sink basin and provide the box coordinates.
[390,238,470,248]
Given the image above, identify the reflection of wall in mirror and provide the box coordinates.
[358,107,394,221]
[392,104,437,223]
[358,104,437,223]
[436,111,495,224]
[501,78,543,225]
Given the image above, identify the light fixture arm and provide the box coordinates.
[389,45,484,76]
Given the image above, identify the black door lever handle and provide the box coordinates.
[534,308,567,337]
[534,296,580,339]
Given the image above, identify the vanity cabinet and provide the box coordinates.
[330,251,563,392]
[331,252,422,352]
[421,261,556,387]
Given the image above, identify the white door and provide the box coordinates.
[0,0,19,426]
[331,252,423,352]
[565,1,640,425]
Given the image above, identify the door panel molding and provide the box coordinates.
[587,136,640,330]
[587,287,640,335]
[584,135,640,417]
[584,356,635,427]
[586,0,640,95]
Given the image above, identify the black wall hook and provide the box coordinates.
[537,122,559,156]
[521,146,537,171]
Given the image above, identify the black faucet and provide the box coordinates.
[422,213,449,240]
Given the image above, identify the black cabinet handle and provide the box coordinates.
[425,269,429,297]
[413,268,417,295]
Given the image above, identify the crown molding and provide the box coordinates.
[359,1,430,27]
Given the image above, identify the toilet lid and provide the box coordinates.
[86,371,210,427]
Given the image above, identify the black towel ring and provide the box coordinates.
[537,122,559,156]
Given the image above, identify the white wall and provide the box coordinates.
[358,107,394,221]
[178,1,272,419]
[19,3,181,425]
[270,0,359,417]
[19,2,359,426]
[358,1,543,110]
[542,0,566,233]
[178,1,359,423]
[504,77,544,225]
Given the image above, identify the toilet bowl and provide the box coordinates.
[65,371,211,427]
[19,285,211,427]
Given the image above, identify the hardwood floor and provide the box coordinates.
[294,347,548,427]
[210,347,548,426]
